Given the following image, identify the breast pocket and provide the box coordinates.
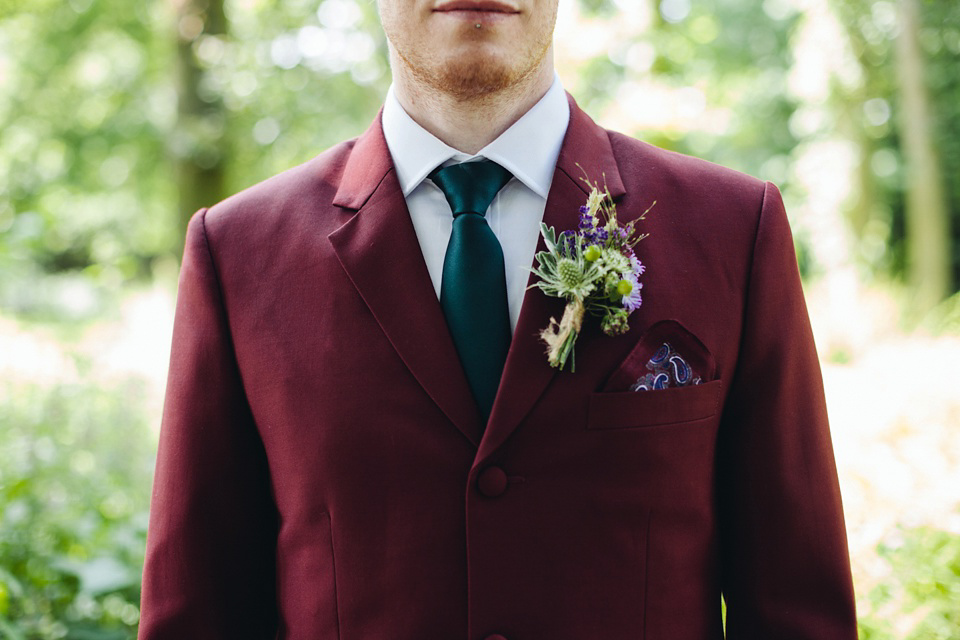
[587,380,723,430]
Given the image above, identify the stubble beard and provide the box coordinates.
[395,36,552,103]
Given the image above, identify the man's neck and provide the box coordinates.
[390,56,556,156]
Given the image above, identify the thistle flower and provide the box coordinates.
[529,227,601,302]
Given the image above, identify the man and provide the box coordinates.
[139,0,858,638]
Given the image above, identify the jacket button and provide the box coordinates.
[477,466,508,498]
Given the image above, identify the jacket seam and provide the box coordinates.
[198,208,283,632]
[324,510,342,638]
[715,180,769,610]
[736,181,770,370]
[198,208,255,404]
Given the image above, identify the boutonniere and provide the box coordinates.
[530,175,653,371]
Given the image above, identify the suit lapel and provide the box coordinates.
[476,95,626,464]
[327,97,626,459]
[329,114,484,447]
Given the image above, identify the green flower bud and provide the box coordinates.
[616,279,633,296]
[556,258,582,289]
[584,245,601,262]
[601,308,630,336]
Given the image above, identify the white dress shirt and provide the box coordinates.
[381,75,570,333]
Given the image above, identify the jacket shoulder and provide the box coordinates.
[602,130,782,318]
[606,130,768,217]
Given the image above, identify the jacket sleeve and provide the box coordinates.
[139,209,278,639]
[717,183,858,638]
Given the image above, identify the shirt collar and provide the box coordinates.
[382,74,570,199]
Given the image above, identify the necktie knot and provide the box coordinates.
[429,159,513,218]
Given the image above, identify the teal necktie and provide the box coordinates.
[430,160,513,422]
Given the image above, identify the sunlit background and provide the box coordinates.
[1,0,958,637]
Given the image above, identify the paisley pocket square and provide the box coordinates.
[602,320,717,393]
[629,341,701,391]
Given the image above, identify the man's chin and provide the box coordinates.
[394,37,549,102]
[436,59,516,101]
[399,49,520,102]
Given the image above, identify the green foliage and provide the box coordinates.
[652,0,801,180]
[858,520,960,639]
[925,1,960,289]
[0,379,156,639]
[0,0,388,317]
[921,289,960,335]
[0,1,176,281]
[212,0,388,190]
[832,0,960,286]
[575,0,801,184]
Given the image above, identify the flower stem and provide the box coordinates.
[541,298,585,371]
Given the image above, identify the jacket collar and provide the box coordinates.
[380,75,570,199]
[333,91,623,210]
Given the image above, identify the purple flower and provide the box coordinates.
[558,231,578,255]
[621,273,643,312]
[578,214,594,233]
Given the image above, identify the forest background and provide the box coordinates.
[1,0,959,637]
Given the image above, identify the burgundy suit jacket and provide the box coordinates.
[139,95,857,639]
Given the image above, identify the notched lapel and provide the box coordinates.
[329,118,483,448]
[476,171,574,463]
[477,96,626,464]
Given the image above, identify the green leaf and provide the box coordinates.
[540,223,558,254]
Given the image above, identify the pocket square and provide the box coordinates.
[629,341,701,391]
[602,320,717,392]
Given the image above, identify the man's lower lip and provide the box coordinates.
[433,9,518,23]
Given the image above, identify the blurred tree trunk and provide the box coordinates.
[845,110,876,238]
[895,0,951,312]
[650,0,664,28]
[175,0,227,255]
